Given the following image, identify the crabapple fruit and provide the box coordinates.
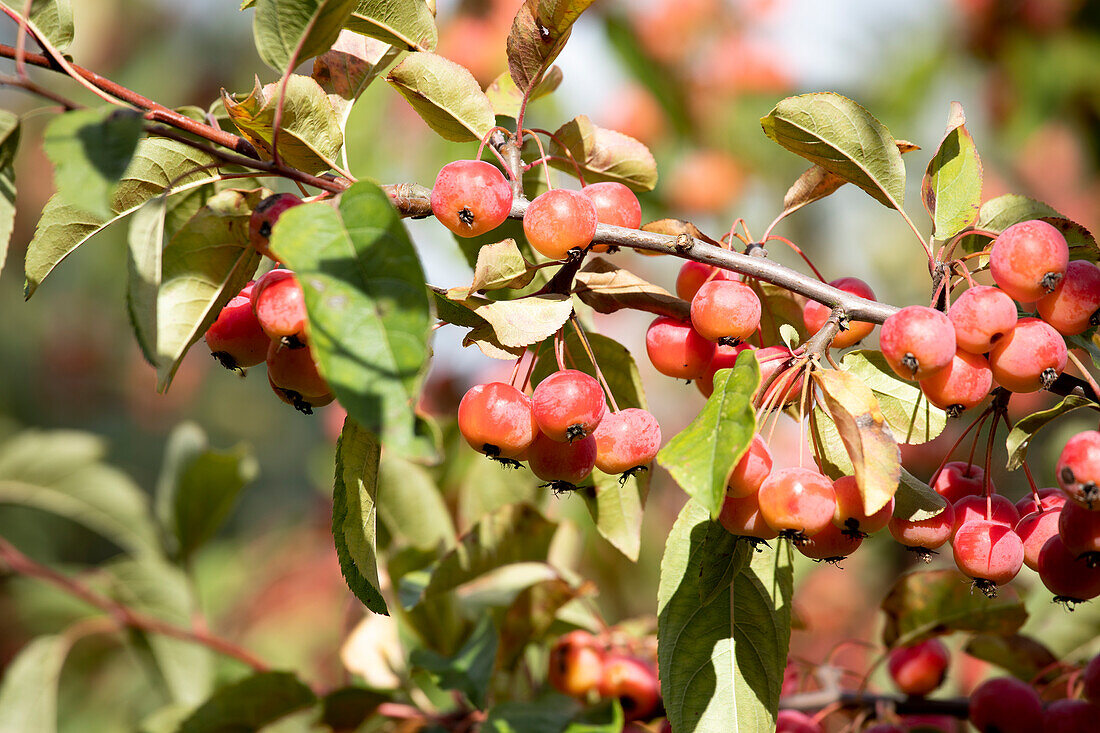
[795,521,862,563]
[987,317,1067,392]
[1084,653,1100,704]
[523,189,598,260]
[718,492,779,543]
[947,285,1017,354]
[268,372,333,413]
[968,677,1043,733]
[1015,508,1062,571]
[886,638,950,696]
[592,408,662,475]
[430,160,512,237]
[951,520,1024,596]
[582,181,641,231]
[918,349,993,416]
[932,462,985,504]
[989,219,1069,303]
[831,475,894,537]
[1042,699,1100,733]
[775,710,824,733]
[757,467,836,540]
[880,305,956,380]
[690,280,761,343]
[531,369,606,443]
[1037,534,1100,606]
[645,317,715,380]
[888,502,955,560]
[267,340,330,400]
[755,346,805,408]
[1014,487,1065,516]
[205,281,269,370]
[1037,260,1100,335]
[251,268,308,346]
[1057,430,1100,509]
[802,277,876,349]
[676,260,733,302]
[695,342,750,398]
[950,494,1020,539]
[249,193,302,261]
[457,382,538,459]
[547,631,605,698]
[727,434,773,498]
[1057,499,1100,562]
[526,432,597,487]
[597,656,661,722]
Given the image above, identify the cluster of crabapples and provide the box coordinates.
[203,194,334,414]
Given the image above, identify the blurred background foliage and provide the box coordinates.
[1,0,1099,730]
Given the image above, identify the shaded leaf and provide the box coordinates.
[411,616,498,708]
[378,452,455,551]
[333,416,387,614]
[485,694,580,733]
[563,700,623,732]
[894,467,948,523]
[922,102,982,239]
[447,239,536,298]
[253,0,358,71]
[0,111,19,279]
[1005,394,1097,471]
[127,196,168,365]
[0,635,69,732]
[507,0,596,94]
[345,0,437,51]
[387,52,496,143]
[573,257,689,319]
[964,634,1058,683]
[780,140,919,219]
[313,29,401,128]
[1,0,74,49]
[841,350,946,445]
[178,672,316,733]
[498,577,591,668]
[320,688,388,732]
[696,521,751,607]
[549,115,658,191]
[486,66,562,118]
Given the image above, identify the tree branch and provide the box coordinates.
[781,689,970,718]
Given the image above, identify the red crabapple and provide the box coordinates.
[592,408,662,475]
[952,520,1024,597]
[1015,509,1061,571]
[526,432,597,488]
[775,710,824,733]
[718,492,779,544]
[802,277,876,349]
[531,369,606,443]
[457,382,538,460]
[795,521,862,563]
[727,434,773,498]
[430,160,512,237]
[918,349,993,416]
[523,189,598,260]
[947,285,1017,354]
[1084,653,1100,704]
[268,373,333,413]
[597,656,661,722]
[1037,260,1100,335]
[968,677,1043,733]
[932,462,985,504]
[582,181,641,232]
[1037,534,1100,606]
[831,475,894,537]
[880,305,956,380]
[548,631,605,698]
[1057,430,1100,509]
[267,342,333,414]
[690,280,761,343]
[951,494,1020,539]
[987,317,1067,392]
[645,317,715,380]
[205,281,269,370]
[755,346,805,408]
[676,260,733,302]
[1042,699,1100,733]
[251,268,308,346]
[886,638,950,696]
[249,193,302,261]
[889,502,955,561]
[1057,499,1100,563]
[1014,487,1065,516]
[757,467,836,542]
[695,342,750,398]
[989,219,1069,303]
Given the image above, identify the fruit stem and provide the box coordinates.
[521,129,554,191]
[569,316,619,413]
[525,127,587,186]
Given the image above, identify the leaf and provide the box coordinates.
[485,694,580,733]
[253,0,358,71]
[563,700,623,733]
[0,635,69,732]
[271,183,436,460]
[813,368,900,516]
[0,110,19,279]
[345,0,437,52]
[1,0,74,49]
[177,672,316,733]
[498,577,591,668]
[640,218,715,243]
[447,239,536,298]
[378,452,455,551]
[881,569,1027,648]
[657,355,759,519]
[658,501,793,732]
[24,137,221,298]
[760,92,906,210]
[1005,394,1097,471]
[548,115,658,191]
[696,521,751,606]
[809,407,852,480]
[957,194,1100,262]
[43,107,144,219]
[964,634,1058,683]
[222,75,344,174]
[127,196,168,365]
[506,0,597,94]
[411,616,498,708]
[486,66,562,118]
[779,140,919,219]
[313,29,401,128]
[893,467,948,523]
[841,350,946,445]
[319,688,388,731]
[386,52,496,143]
[921,102,982,239]
[155,188,264,390]
[471,293,574,349]
[333,416,387,614]
[572,256,690,319]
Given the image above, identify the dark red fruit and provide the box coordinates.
[952,520,1024,596]
[249,193,303,261]
[592,408,662,475]
[831,475,894,537]
[523,189,598,260]
[690,280,761,343]
[968,677,1043,733]
[932,461,985,504]
[886,638,950,696]
[1057,431,1100,509]
[531,369,606,443]
[457,382,538,460]
[1037,534,1100,606]
[597,655,661,722]
[989,219,1069,303]
[1015,509,1061,571]
[1042,698,1100,733]
[547,631,605,698]
[1057,499,1100,562]
[795,521,862,563]
[430,160,512,237]
[880,305,956,381]
[1084,653,1100,704]
[727,434,772,498]
[948,285,1017,355]
[757,468,836,541]
[987,317,1067,393]
[526,432,597,488]
[888,502,955,560]
[251,268,308,345]
[696,342,750,398]
[645,317,715,380]
[775,710,824,733]
[918,349,993,416]
[802,277,877,349]
[205,281,269,370]
[1037,259,1100,335]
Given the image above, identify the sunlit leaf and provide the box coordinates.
[378,452,455,551]
[178,672,316,733]
[333,416,387,614]
[1005,394,1097,471]
[447,239,536,298]
[572,257,689,320]
[470,293,573,349]
[549,115,657,191]
[253,0,358,71]
[345,0,437,51]
[0,635,69,732]
[841,350,946,445]
[0,111,19,279]
[387,52,496,143]
[127,196,168,365]
[921,102,982,239]
[0,0,73,49]
[957,194,1099,262]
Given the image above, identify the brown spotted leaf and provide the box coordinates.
[548,115,657,191]
[572,257,689,319]
[640,218,717,244]
[312,29,401,128]
[506,0,596,94]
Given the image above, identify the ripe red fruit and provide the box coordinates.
[645,317,715,380]
[592,408,662,475]
[597,655,661,722]
[987,317,1067,392]
[802,277,877,349]
[526,432,597,488]
[948,285,1017,354]
[689,280,761,343]
[932,462,985,504]
[952,520,1024,596]
[968,677,1043,733]
[888,502,955,561]
[918,349,993,416]
[886,638,950,696]
[727,434,773,498]
[249,193,302,261]
[430,160,512,237]
[457,382,538,460]
[547,631,605,698]
[718,492,779,543]
[695,342,750,398]
[1037,534,1100,606]
[775,710,824,733]
[523,189,598,260]
[676,260,734,302]
[989,219,1069,303]
[1037,260,1100,335]
[581,181,641,229]
[1014,487,1065,516]
[267,341,333,414]
[1015,509,1061,571]
[1084,653,1100,704]
[755,346,805,408]
[205,281,269,370]
[880,305,956,380]
[531,369,606,443]
[757,467,837,540]
[1042,699,1100,733]
[831,475,894,537]
[1057,430,1100,509]
[1057,499,1100,562]
[268,372,333,413]
[251,268,308,346]
[951,494,1020,539]
[795,521,862,563]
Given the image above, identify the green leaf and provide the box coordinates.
[1,0,74,50]
[447,239,536,298]
[963,634,1059,683]
[506,0,597,95]
[127,196,168,365]
[657,354,759,519]
[760,92,906,210]
[0,635,69,732]
[549,115,657,191]
[386,52,496,143]
[271,182,435,460]
[486,66,562,118]
[585,469,647,562]
[485,694,580,733]
[563,700,623,733]
[696,520,751,606]
[333,416,387,615]
[319,687,388,731]
[808,407,852,479]
[957,194,1100,262]
[345,0,437,51]
[881,569,1027,648]
[253,0,358,71]
[222,75,344,174]
[0,110,19,279]
[1005,394,1097,471]
[922,102,982,239]
[411,616,498,708]
[178,672,316,733]
[0,430,161,556]
[893,467,948,523]
[313,29,401,129]
[155,188,265,391]
[43,107,144,219]
[24,137,221,298]
[378,452,455,551]
[841,350,946,445]
[658,501,793,732]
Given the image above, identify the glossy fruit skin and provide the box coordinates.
[695,342,750,398]
[727,434,773,498]
[795,521,862,561]
[718,492,779,541]
[968,677,1043,733]
[267,340,330,399]
[951,494,1020,539]
[1015,509,1062,571]
[531,369,606,443]
[267,372,333,412]
[1037,260,1100,335]
[249,193,302,260]
[1057,499,1100,557]
[948,285,1017,354]
[1037,534,1100,602]
[676,260,733,302]
[880,306,956,381]
[1057,430,1100,509]
[755,346,804,408]
[430,160,512,237]
[932,462,985,504]
[1084,653,1100,704]
[251,268,308,343]
[205,282,269,369]
[592,408,662,474]
[1014,487,1065,516]
[886,638,950,696]
[757,468,837,537]
[597,655,661,722]
[526,432,597,485]
[989,219,1069,303]
[952,520,1024,589]
[1042,699,1100,733]
[523,189,598,260]
[802,277,876,349]
[548,631,605,698]
[888,502,954,551]
[775,710,824,733]
[582,181,641,229]
[988,317,1067,392]
[831,475,894,535]
[690,280,761,342]
[918,349,993,415]
[645,317,715,380]
[457,382,538,459]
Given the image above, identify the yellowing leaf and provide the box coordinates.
[472,293,573,349]
[345,0,437,52]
